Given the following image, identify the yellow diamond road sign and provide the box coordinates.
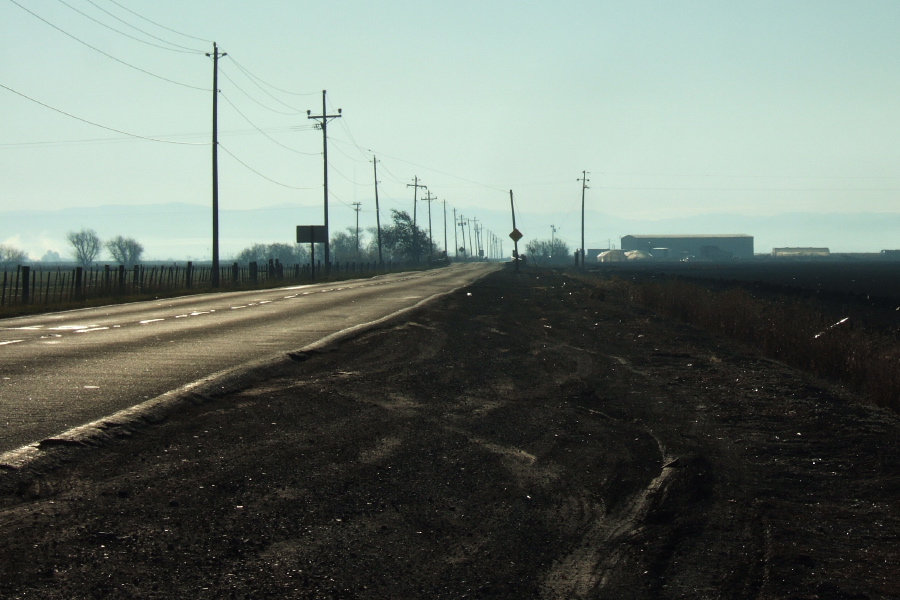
[509,228,523,242]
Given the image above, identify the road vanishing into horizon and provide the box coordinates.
[0,263,500,455]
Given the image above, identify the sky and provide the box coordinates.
[2,0,900,259]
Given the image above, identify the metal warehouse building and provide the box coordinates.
[620,234,754,259]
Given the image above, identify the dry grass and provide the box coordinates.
[584,274,900,412]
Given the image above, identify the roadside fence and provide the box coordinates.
[1,259,413,308]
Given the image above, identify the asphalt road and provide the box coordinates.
[0,263,498,454]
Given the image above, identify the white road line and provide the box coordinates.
[0,340,24,346]
[75,327,110,334]
[139,319,164,324]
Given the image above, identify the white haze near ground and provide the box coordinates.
[2,1,899,259]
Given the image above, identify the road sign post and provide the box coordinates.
[509,190,523,272]
[297,225,328,281]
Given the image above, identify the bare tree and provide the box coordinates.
[525,238,572,266]
[66,229,103,266]
[106,236,144,266]
[0,244,28,267]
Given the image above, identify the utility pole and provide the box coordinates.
[372,156,383,265]
[407,177,426,262]
[467,218,474,258]
[307,91,341,268]
[472,217,480,259]
[453,208,458,258]
[578,171,590,269]
[510,190,519,272]
[207,42,226,287]
[422,190,436,259]
[351,202,362,259]
[458,216,467,259]
[442,199,448,257]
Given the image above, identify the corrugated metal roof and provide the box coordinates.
[623,234,752,239]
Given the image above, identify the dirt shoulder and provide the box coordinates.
[1,267,898,599]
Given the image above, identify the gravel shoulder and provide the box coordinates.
[1,266,898,599]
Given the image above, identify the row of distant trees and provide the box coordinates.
[1,210,439,268]
[1,230,142,267]
[4,220,576,269]
[1,229,144,267]
[238,210,440,265]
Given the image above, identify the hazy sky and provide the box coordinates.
[2,1,899,256]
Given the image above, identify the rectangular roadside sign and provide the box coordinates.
[296,225,328,244]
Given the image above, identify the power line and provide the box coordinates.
[332,139,508,194]
[0,82,208,145]
[377,161,409,185]
[218,143,313,190]
[0,125,317,149]
[8,0,209,91]
[217,66,304,115]
[226,57,317,112]
[328,188,359,211]
[54,0,205,54]
[326,159,368,186]
[326,96,371,162]
[219,93,320,156]
[228,56,320,97]
[104,0,214,43]
[328,136,370,163]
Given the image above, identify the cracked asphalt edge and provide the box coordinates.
[0,272,493,490]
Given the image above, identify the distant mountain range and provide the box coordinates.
[1,202,897,261]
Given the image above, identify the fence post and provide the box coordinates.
[75,267,83,299]
[249,261,258,285]
[118,265,125,294]
[186,261,193,290]
[21,266,30,303]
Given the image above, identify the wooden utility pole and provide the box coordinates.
[578,171,590,268]
[423,190,436,259]
[351,202,362,259]
[510,190,520,272]
[307,91,341,268]
[458,215,467,259]
[407,177,426,262]
[372,156,383,265]
[453,208,458,258]
[207,42,226,287]
[442,198,448,257]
